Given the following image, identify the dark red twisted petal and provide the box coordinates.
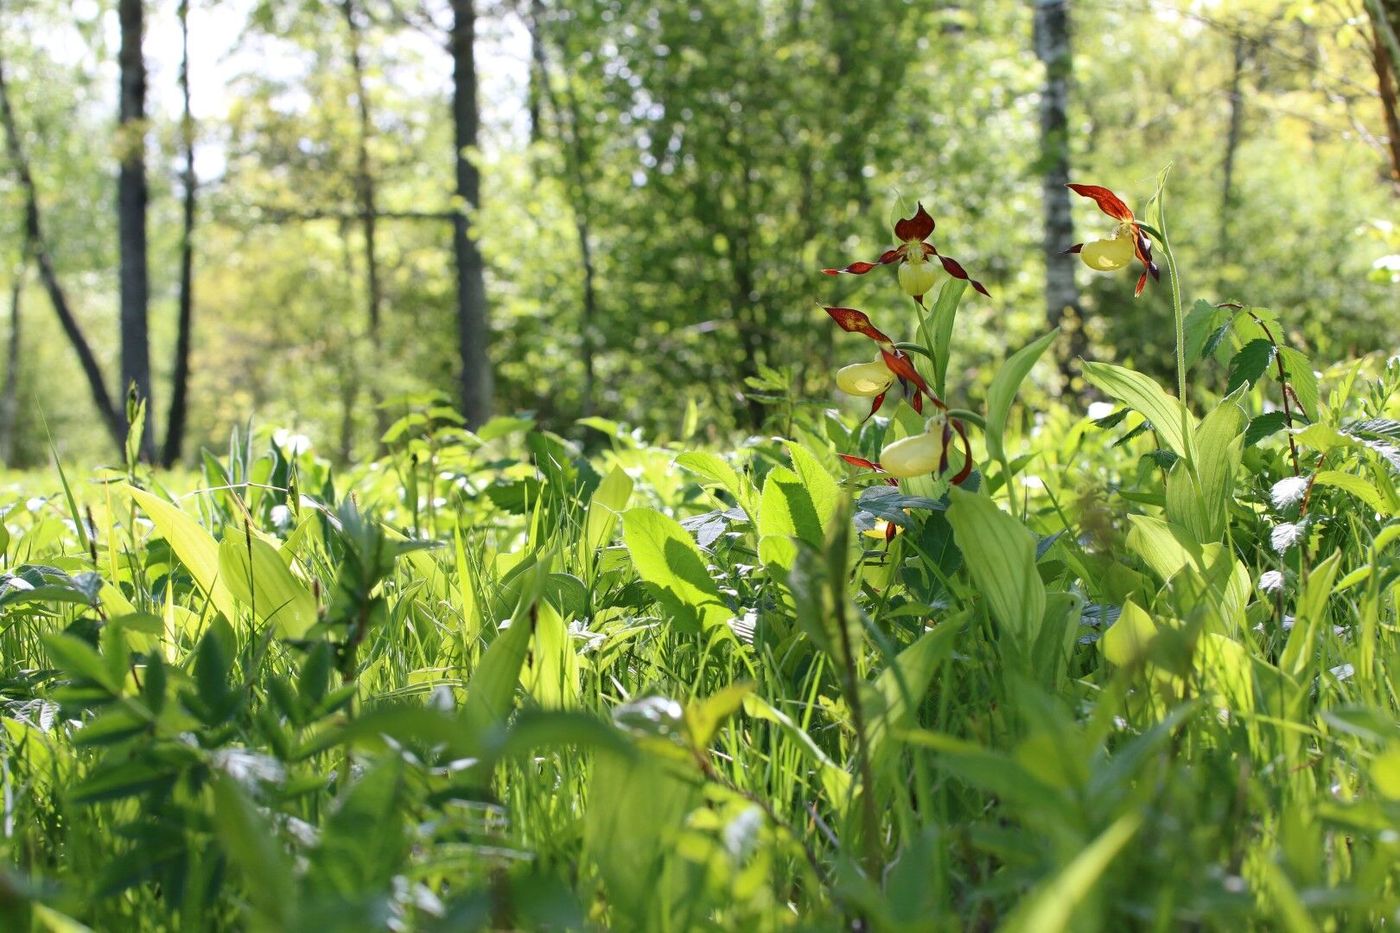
[861,391,887,424]
[1063,243,1083,255]
[838,453,882,471]
[950,419,974,485]
[881,349,945,410]
[893,203,935,243]
[824,306,893,346]
[935,253,991,298]
[938,422,952,474]
[822,248,902,276]
[1066,183,1135,222]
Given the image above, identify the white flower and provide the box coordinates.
[1258,570,1285,594]
[269,504,293,530]
[1087,401,1116,421]
[1270,522,1306,554]
[272,428,312,456]
[1270,476,1308,510]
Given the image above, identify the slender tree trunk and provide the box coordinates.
[1033,0,1083,385]
[118,0,155,459]
[1366,0,1400,188]
[336,218,361,461]
[1,263,24,466]
[451,0,493,426]
[340,0,384,339]
[1220,34,1248,254]
[162,0,197,467]
[0,51,124,449]
[529,11,598,417]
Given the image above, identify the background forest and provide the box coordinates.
[0,0,1396,467]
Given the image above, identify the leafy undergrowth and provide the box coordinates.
[5,197,1400,931]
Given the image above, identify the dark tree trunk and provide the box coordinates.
[341,0,384,338]
[1033,0,1083,385]
[0,51,124,450]
[162,0,197,467]
[1219,34,1248,254]
[1,263,23,466]
[451,0,493,426]
[1366,0,1400,189]
[529,9,598,417]
[118,0,155,459]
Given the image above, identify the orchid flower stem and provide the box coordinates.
[1162,236,1187,407]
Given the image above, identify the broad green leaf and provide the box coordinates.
[622,508,731,634]
[985,328,1058,463]
[1101,600,1158,668]
[463,561,547,732]
[128,486,238,622]
[1313,470,1391,515]
[920,278,967,396]
[1081,361,1196,463]
[683,681,753,749]
[1001,812,1144,933]
[218,530,317,637]
[580,465,634,565]
[1280,550,1342,679]
[42,633,120,693]
[863,619,965,764]
[211,776,297,929]
[674,450,756,517]
[32,905,95,933]
[1125,515,1203,583]
[946,488,1045,647]
[1167,396,1245,542]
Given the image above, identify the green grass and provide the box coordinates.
[4,286,1400,929]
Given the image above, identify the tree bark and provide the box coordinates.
[1219,34,1248,255]
[0,50,124,450]
[450,0,493,427]
[340,0,385,338]
[1,263,23,466]
[118,0,155,459]
[162,0,197,467]
[1033,0,1083,384]
[1365,0,1400,189]
[529,8,598,417]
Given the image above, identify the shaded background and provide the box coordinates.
[0,0,1396,465]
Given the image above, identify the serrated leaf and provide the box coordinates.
[1244,412,1289,446]
[1225,339,1276,395]
[1183,300,1225,366]
[1279,348,1318,421]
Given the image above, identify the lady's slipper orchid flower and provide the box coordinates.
[835,356,897,422]
[824,305,942,414]
[878,418,974,485]
[822,203,991,303]
[1064,183,1160,297]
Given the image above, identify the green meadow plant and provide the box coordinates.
[1,177,1399,931]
